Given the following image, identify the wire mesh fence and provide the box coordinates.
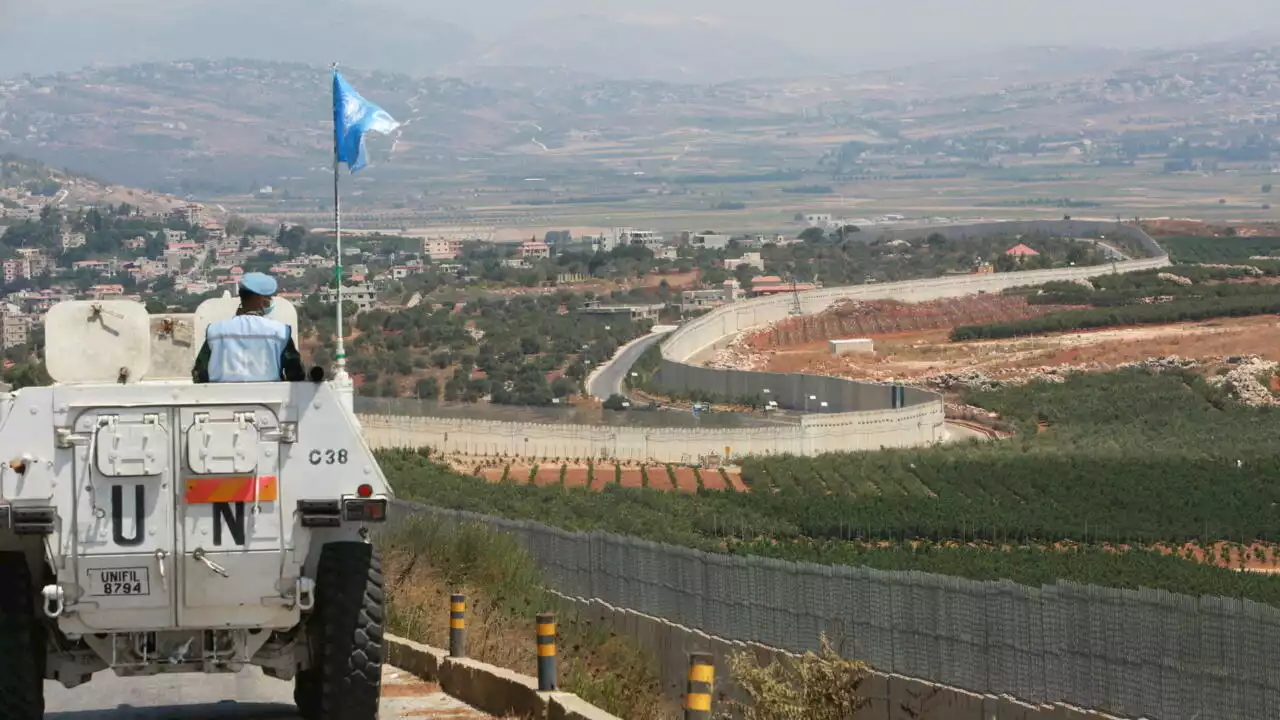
[391,499,1280,720]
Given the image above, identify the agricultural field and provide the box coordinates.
[436,456,747,493]
[1159,234,1280,264]
[379,367,1280,604]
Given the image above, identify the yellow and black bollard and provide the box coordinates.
[684,652,714,720]
[449,593,466,658]
[536,612,557,691]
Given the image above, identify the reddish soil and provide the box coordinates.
[462,460,749,494]
[1158,540,1280,572]
[562,466,589,489]
[645,466,674,491]
[590,463,617,490]
[672,467,699,493]
[906,538,1280,574]
[507,465,532,485]
[533,465,562,487]
[751,315,1280,384]
[619,468,644,489]
[747,295,1079,349]
[724,470,748,492]
[1143,219,1280,238]
[698,469,727,491]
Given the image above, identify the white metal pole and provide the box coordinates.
[330,63,354,414]
[333,157,345,371]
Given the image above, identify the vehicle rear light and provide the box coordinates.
[343,498,387,523]
[356,483,373,498]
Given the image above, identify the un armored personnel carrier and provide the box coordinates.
[0,296,392,719]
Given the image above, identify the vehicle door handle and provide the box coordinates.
[191,548,230,578]
[155,549,168,591]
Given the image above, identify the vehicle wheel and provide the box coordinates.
[0,552,44,720]
[311,542,385,719]
[293,667,320,720]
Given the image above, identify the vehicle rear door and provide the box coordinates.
[69,408,176,632]
[176,405,296,629]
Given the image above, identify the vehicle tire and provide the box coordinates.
[311,542,385,720]
[293,667,321,720]
[0,552,44,720]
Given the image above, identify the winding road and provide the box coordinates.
[586,325,992,443]
[587,328,673,400]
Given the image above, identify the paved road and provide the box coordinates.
[44,664,490,719]
[587,330,672,400]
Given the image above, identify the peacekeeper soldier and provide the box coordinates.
[192,271,306,383]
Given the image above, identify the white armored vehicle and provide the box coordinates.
[0,297,393,718]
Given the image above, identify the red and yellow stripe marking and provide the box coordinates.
[184,475,278,504]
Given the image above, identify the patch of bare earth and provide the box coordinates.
[619,467,644,489]
[672,467,698,493]
[590,463,617,490]
[563,466,589,488]
[743,312,1280,385]
[698,469,727,491]
[533,465,562,487]
[506,465,532,485]
[644,466,674,491]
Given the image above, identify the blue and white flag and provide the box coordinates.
[332,70,400,173]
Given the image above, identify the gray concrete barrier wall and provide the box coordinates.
[652,220,1168,451]
[359,397,944,462]
[660,220,1169,365]
[359,220,1165,461]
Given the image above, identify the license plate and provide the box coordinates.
[87,567,151,597]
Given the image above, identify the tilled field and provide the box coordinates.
[461,460,747,493]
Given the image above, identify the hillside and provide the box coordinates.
[0,155,189,215]
[0,42,1277,205]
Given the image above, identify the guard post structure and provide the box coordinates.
[684,652,714,720]
[536,612,557,691]
[449,593,466,658]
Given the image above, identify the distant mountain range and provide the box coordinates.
[2,7,831,84]
[1,39,1273,199]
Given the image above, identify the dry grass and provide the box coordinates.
[379,515,676,720]
[718,635,872,720]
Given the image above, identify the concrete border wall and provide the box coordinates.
[359,397,943,462]
[650,220,1167,458]
[661,221,1168,366]
[359,221,1166,462]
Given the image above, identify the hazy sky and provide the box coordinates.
[3,0,1278,77]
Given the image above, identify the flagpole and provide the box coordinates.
[330,62,352,412]
[333,154,345,373]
